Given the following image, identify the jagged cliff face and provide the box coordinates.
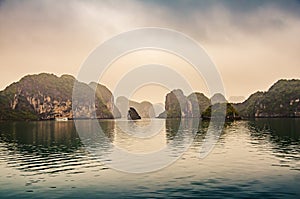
[187,92,211,118]
[165,89,191,118]
[116,96,155,118]
[0,73,120,120]
[234,79,300,117]
[1,74,298,121]
[162,89,210,118]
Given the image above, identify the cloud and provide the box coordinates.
[0,0,299,102]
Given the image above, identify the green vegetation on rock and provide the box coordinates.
[202,103,240,120]
[1,74,299,121]
[0,73,120,120]
[234,79,300,118]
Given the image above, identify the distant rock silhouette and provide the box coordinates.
[116,96,155,118]
[127,107,141,120]
[211,93,227,105]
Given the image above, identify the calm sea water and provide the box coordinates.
[0,118,299,198]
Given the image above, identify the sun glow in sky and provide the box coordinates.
[0,0,300,103]
[100,50,209,104]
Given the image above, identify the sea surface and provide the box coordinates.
[0,118,299,198]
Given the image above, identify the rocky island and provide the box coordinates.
[234,79,300,118]
[127,107,141,120]
[158,89,240,120]
[116,96,155,118]
[0,73,121,120]
[157,89,210,118]
[0,73,155,121]
[0,73,299,121]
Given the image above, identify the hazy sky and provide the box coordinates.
[0,0,300,103]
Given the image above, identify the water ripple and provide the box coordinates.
[0,119,299,198]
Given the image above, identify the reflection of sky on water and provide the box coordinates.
[0,119,299,198]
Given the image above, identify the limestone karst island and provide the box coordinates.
[0,73,299,121]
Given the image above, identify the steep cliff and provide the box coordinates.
[234,79,300,118]
[233,92,264,118]
[0,73,120,120]
[165,89,190,118]
[160,89,210,118]
[187,92,211,118]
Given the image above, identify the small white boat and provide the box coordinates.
[55,117,68,121]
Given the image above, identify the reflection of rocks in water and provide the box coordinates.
[165,118,233,145]
[125,119,152,133]
[0,121,83,174]
[165,119,200,143]
[0,121,108,175]
[74,120,115,151]
[165,119,181,140]
[166,119,233,147]
[98,119,115,142]
[0,121,82,152]
[248,118,300,139]
[247,118,300,162]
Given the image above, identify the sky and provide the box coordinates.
[0,0,300,103]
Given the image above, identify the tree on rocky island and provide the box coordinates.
[201,103,241,121]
